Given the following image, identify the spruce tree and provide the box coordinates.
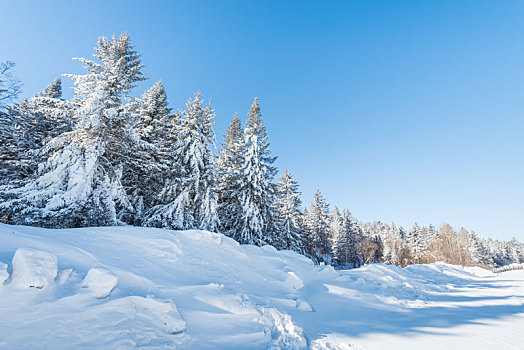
[304,189,332,263]
[274,170,304,252]
[330,206,344,266]
[232,98,277,245]
[342,209,363,268]
[0,33,145,227]
[178,92,219,231]
[147,92,218,231]
[0,77,71,187]
[217,113,244,235]
[127,80,175,225]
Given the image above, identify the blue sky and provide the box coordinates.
[1,0,523,240]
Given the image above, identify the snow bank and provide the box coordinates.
[82,267,118,298]
[11,247,58,289]
[0,224,523,350]
[0,262,8,284]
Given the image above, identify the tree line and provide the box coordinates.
[1,33,522,269]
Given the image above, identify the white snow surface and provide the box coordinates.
[0,224,523,349]
[82,267,119,298]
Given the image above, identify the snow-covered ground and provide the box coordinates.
[0,224,523,349]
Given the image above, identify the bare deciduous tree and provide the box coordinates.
[0,61,22,108]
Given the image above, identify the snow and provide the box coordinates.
[0,224,523,349]
[11,247,58,289]
[82,267,118,298]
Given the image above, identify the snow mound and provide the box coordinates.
[11,248,58,289]
[0,224,523,349]
[0,262,8,284]
[82,267,118,298]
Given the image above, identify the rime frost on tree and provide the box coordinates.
[304,190,332,264]
[217,113,244,235]
[274,170,304,252]
[146,92,218,231]
[230,98,278,246]
[1,34,145,227]
[0,78,72,188]
[126,80,177,225]
[39,77,62,99]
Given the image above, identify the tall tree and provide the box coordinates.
[177,92,219,231]
[304,189,332,263]
[0,77,71,187]
[274,170,304,252]
[217,113,244,235]
[329,206,344,266]
[0,33,145,227]
[232,98,278,245]
[127,80,176,225]
[342,209,364,268]
[147,92,218,231]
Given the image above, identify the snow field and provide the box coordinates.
[0,224,523,349]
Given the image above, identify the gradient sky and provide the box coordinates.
[1,0,523,240]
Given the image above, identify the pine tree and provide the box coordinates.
[0,33,145,227]
[274,170,304,252]
[343,209,364,268]
[217,113,243,235]
[304,189,332,263]
[147,92,218,231]
[40,77,62,99]
[231,98,277,245]
[137,80,172,144]
[330,206,345,266]
[127,80,176,225]
[0,77,71,187]
[178,92,219,231]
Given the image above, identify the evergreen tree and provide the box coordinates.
[342,209,364,268]
[232,98,277,245]
[217,113,243,235]
[0,77,71,187]
[147,92,218,231]
[330,206,345,266]
[274,170,304,252]
[0,33,145,227]
[39,77,62,99]
[137,80,172,144]
[127,80,176,225]
[304,189,332,263]
[178,92,219,231]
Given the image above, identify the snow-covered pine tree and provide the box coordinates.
[177,92,219,231]
[0,33,146,227]
[330,206,345,266]
[407,223,425,263]
[274,170,304,252]
[147,92,218,231]
[217,113,243,235]
[137,80,172,144]
[39,77,62,99]
[0,77,72,188]
[126,80,176,225]
[342,209,364,268]
[304,189,332,264]
[232,98,278,245]
[382,222,402,265]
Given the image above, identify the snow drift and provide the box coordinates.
[0,224,523,349]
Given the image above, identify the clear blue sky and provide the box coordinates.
[1,0,523,240]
